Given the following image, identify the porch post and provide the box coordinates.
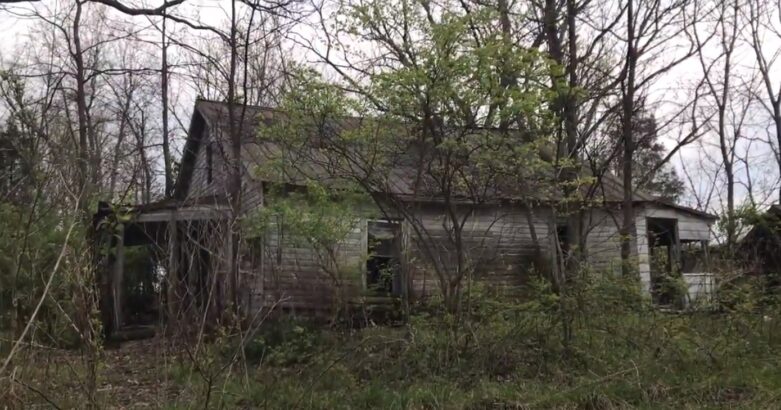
[673,221,682,271]
[112,223,125,329]
[167,212,179,326]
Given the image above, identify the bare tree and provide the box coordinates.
[695,0,757,250]
[161,8,173,197]
[746,0,781,203]
[609,0,702,274]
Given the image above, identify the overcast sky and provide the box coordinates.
[0,0,779,218]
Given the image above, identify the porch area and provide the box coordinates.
[636,206,716,307]
[93,198,232,338]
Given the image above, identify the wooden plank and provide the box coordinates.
[167,216,179,324]
[112,223,125,329]
[136,207,230,223]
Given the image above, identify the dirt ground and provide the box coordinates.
[3,337,185,409]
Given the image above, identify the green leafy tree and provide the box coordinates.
[244,181,371,320]
[0,202,86,347]
[260,0,557,314]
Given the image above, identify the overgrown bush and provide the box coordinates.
[12,269,778,408]
[159,273,781,408]
[0,203,88,348]
[240,318,324,366]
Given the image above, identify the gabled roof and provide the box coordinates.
[172,104,207,200]
[643,200,719,220]
[174,98,717,221]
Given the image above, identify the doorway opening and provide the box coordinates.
[647,217,681,306]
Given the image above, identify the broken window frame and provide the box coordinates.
[680,240,709,274]
[365,218,403,296]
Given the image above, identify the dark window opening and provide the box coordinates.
[556,224,570,260]
[247,236,264,267]
[680,240,707,273]
[0,147,20,193]
[367,220,402,296]
[206,144,213,184]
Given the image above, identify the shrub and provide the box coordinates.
[168,273,781,408]
[241,318,323,366]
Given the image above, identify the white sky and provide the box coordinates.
[0,0,780,221]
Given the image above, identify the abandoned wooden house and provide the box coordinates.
[94,99,718,334]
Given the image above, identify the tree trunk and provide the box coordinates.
[564,0,582,274]
[73,0,91,213]
[227,0,242,314]
[161,9,174,197]
[774,105,781,204]
[620,0,637,276]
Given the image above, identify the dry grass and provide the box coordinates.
[2,337,182,408]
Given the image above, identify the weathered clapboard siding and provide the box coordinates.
[186,128,230,200]
[247,216,368,311]
[241,179,265,214]
[401,204,554,298]
[402,206,632,297]
[582,208,627,275]
[403,206,635,301]
[239,201,555,309]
